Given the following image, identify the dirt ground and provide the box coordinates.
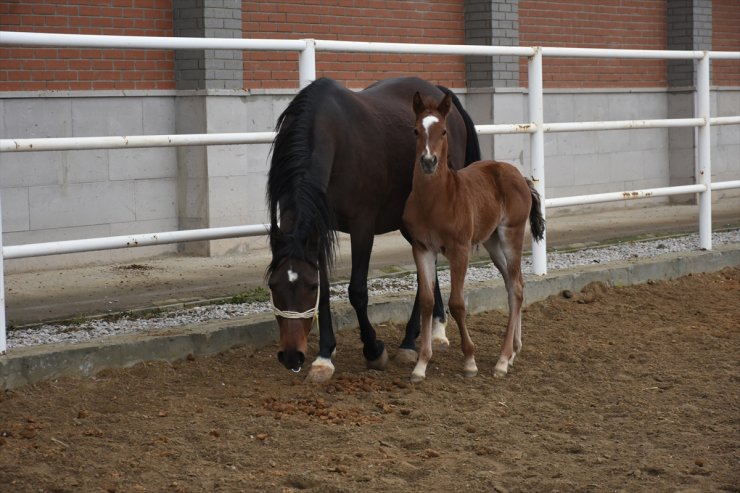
[1,268,738,493]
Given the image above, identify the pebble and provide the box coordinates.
[7,230,739,349]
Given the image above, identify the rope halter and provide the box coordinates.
[270,271,320,325]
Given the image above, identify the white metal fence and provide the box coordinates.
[1,30,739,354]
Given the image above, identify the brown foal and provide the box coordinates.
[403,91,545,382]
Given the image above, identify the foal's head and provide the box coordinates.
[412,91,452,175]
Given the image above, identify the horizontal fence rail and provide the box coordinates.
[1,31,739,354]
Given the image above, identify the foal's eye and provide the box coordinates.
[442,129,447,136]
[413,128,419,135]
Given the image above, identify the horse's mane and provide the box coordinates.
[436,85,481,165]
[266,78,338,275]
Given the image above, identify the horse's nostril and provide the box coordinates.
[277,349,305,371]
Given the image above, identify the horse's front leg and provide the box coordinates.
[306,258,337,383]
[349,230,389,371]
[411,246,437,383]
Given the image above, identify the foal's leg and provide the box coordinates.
[397,272,448,363]
[484,226,525,377]
[410,246,437,383]
[446,246,477,378]
[399,227,448,362]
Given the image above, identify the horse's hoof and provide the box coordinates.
[493,357,509,378]
[305,357,335,383]
[410,372,426,384]
[395,348,418,364]
[463,360,478,378]
[432,336,450,351]
[366,347,389,371]
[431,318,448,351]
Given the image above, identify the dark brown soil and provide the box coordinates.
[1,268,738,493]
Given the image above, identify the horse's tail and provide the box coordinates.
[437,85,481,165]
[526,179,546,243]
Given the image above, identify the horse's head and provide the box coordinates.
[267,256,320,373]
[412,91,452,175]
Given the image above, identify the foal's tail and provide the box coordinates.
[526,179,546,243]
[437,85,481,165]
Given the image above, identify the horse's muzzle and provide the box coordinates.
[420,155,438,174]
[277,349,305,372]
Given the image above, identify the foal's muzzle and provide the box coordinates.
[420,155,438,174]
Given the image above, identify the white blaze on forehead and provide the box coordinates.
[422,115,439,133]
[287,268,298,283]
[421,115,439,156]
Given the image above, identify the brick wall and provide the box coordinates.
[518,0,667,88]
[712,0,740,86]
[242,0,466,89]
[0,0,174,91]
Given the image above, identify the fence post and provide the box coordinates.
[696,52,712,250]
[528,47,547,275]
[0,191,6,354]
[299,39,316,89]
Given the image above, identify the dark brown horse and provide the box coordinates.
[267,77,480,382]
[403,91,545,382]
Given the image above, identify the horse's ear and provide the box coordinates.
[438,92,452,117]
[412,91,425,116]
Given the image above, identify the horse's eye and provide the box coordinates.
[442,129,447,136]
[413,128,418,135]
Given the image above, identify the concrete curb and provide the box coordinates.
[2,245,738,389]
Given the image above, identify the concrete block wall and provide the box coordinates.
[0,95,179,270]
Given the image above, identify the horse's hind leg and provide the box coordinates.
[348,230,389,371]
[483,226,525,377]
[431,271,450,350]
[447,246,477,378]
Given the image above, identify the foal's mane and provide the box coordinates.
[266,78,338,275]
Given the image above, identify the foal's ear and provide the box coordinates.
[412,91,425,116]
[437,92,452,117]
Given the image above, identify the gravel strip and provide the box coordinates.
[8,230,739,349]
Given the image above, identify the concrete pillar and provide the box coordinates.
[667,0,712,204]
[464,0,520,89]
[174,0,244,91]
[173,1,244,255]
[464,0,520,161]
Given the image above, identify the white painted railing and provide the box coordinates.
[0,31,739,354]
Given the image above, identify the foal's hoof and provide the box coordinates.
[366,347,389,371]
[305,357,335,383]
[410,372,426,384]
[431,318,449,351]
[493,357,509,378]
[463,360,478,378]
[432,336,450,351]
[395,348,418,365]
